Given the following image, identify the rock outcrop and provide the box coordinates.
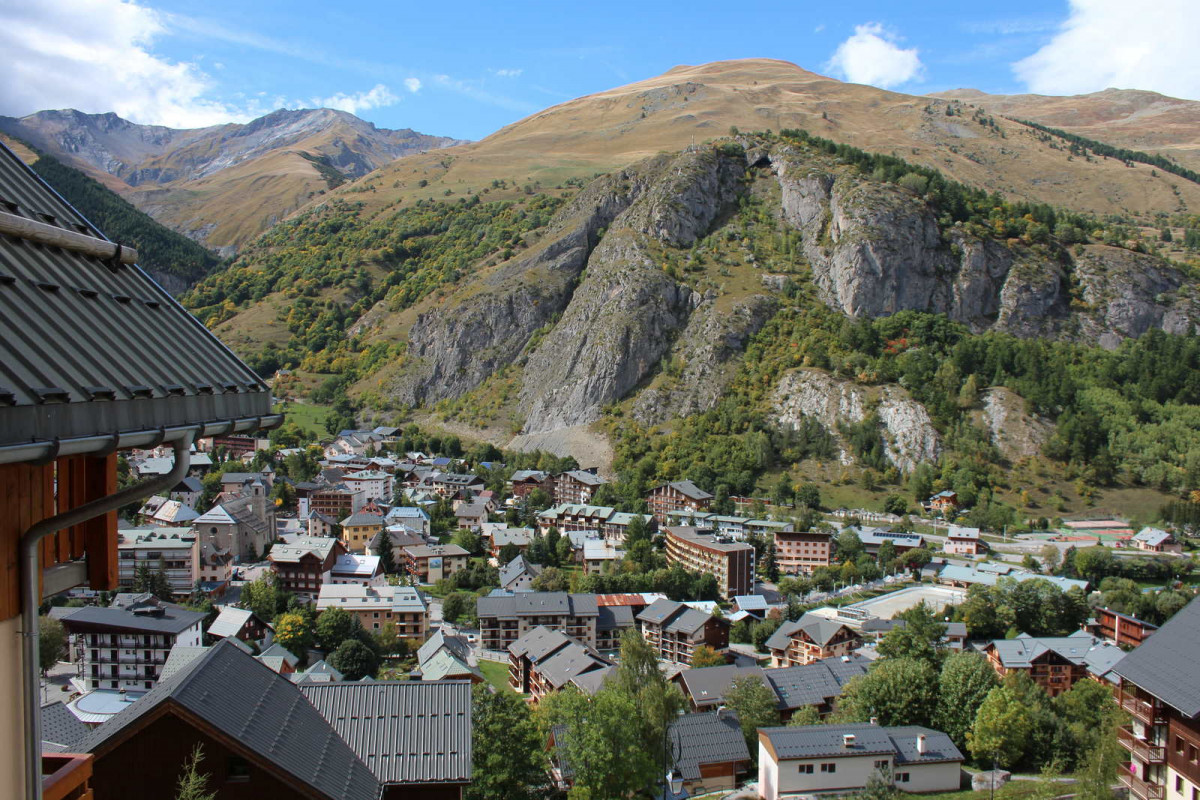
[772,369,941,471]
[973,387,1054,462]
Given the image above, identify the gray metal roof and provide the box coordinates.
[42,700,89,752]
[765,613,855,651]
[761,723,962,764]
[478,591,598,620]
[1112,595,1200,717]
[500,554,541,588]
[0,141,276,459]
[638,597,684,625]
[418,650,482,682]
[537,643,611,690]
[83,640,380,800]
[206,606,256,639]
[417,628,473,666]
[510,626,575,660]
[670,711,750,780]
[665,607,715,636]
[60,602,206,635]
[680,664,767,708]
[764,655,870,710]
[301,680,472,785]
[658,480,714,501]
[596,604,634,632]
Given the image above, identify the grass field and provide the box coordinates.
[278,401,333,438]
[478,659,513,692]
[901,776,1049,800]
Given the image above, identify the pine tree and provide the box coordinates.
[376,529,396,574]
[174,745,217,800]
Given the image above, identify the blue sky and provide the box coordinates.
[2,0,1198,139]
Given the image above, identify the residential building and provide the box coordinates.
[0,140,278,800]
[477,592,601,651]
[169,476,204,508]
[537,503,614,535]
[310,484,365,518]
[933,562,1090,593]
[636,598,730,665]
[301,680,473,799]
[853,527,925,556]
[774,528,834,575]
[489,527,534,559]
[415,628,482,683]
[766,613,863,668]
[509,469,551,499]
[1131,527,1184,554]
[677,655,871,720]
[427,472,485,496]
[983,631,1125,696]
[81,641,381,800]
[508,626,613,701]
[206,607,270,646]
[340,510,385,554]
[455,501,489,530]
[342,469,394,505]
[208,434,270,458]
[384,505,431,536]
[255,642,300,675]
[647,480,715,524]
[758,724,964,799]
[552,469,607,505]
[268,536,347,599]
[405,543,470,583]
[667,710,752,795]
[583,539,624,574]
[315,584,429,639]
[196,541,233,596]
[61,596,205,691]
[329,553,385,586]
[1090,607,1158,649]
[1111,596,1200,800]
[116,528,198,597]
[307,510,339,538]
[500,555,542,591]
[944,526,986,556]
[368,527,425,568]
[927,490,959,515]
[664,526,755,599]
[602,511,657,544]
[596,605,636,652]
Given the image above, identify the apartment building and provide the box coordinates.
[61,596,205,691]
[552,470,607,506]
[340,510,386,554]
[342,469,395,505]
[647,481,714,525]
[316,584,429,640]
[664,526,755,599]
[268,536,347,599]
[508,626,613,701]
[944,526,986,556]
[1111,597,1200,800]
[759,724,964,800]
[117,528,198,597]
[1091,607,1159,649]
[774,529,834,575]
[404,543,470,583]
[636,598,730,665]
[310,484,366,519]
[477,592,601,652]
[982,631,1124,697]
[765,613,863,668]
[509,470,551,499]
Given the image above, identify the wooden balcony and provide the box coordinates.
[1120,691,1167,725]
[1120,770,1164,800]
[43,753,93,800]
[1118,728,1166,763]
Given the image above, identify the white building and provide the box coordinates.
[342,469,395,504]
[117,528,198,597]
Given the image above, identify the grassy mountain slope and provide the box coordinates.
[2,135,219,289]
[0,108,465,253]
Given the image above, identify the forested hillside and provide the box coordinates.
[30,153,219,286]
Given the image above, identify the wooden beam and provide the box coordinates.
[0,210,137,263]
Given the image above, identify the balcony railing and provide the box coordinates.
[1120,694,1167,725]
[1120,770,1164,800]
[42,753,93,800]
[1118,728,1166,763]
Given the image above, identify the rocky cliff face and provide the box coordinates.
[518,148,747,433]
[973,387,1053,462]
[772,369,942,472]
[769,146,1197,344]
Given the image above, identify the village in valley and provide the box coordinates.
[36,413,1200,800]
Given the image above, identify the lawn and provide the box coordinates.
[478,659,513,692]
[901,777,1046,800]
[277,401,334,439]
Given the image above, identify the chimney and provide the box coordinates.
[917,735,927,755]
[870,716,879,726]
[843,734,856,748]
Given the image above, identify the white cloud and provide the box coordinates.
[311,84,399,114]
[814,24,826,34]
[825,23,924,88]
[494,68,523,78]
[1014,0,1200,99]
[404,77,422,93]
[0,0,259,127]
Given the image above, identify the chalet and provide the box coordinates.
[415,629,482,683]
[196,541,234,596]
[1130,527,1184,554]
[490,527,534,559]
[499,555,542,591]
[0,138,282,799]
[316,584,428,640]
[328,553,385,586]
[1089,607,1158,648]
[368,527,424,568]
[927,490,959,515]
[82,641,381,800]
[636,598,730,665]
[306,510,339,537]
[648,480,715,525]
[168,476,204,508]
[454,501,489,530]
[268,536,347,599]
[384,505,431,536]
[583,539,624,574]
[509,626,613,701]
[255,642,300,675]
[404,543,470,583]
[758,724,964,799]
[765,613,863,668]
[509,469,551,499]
[339,510,385,554]
[552,469,607,505]
[982,631,1125,696]
[477,592,601,651]
[427,472,485,496]
[944,525,986,556]
[1110,596,1200,800]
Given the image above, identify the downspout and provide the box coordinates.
[20,431,195,800]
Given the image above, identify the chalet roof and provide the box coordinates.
[679,664,767,708]
[41,701,89,752]
[405,543,469,559]
[1112,595,1200,717]
[491,527,534,547]
[417,627,473,666]
[761,723,962,764]
[596,605,634,632]
[656,480,714,501]
[985,632,1120,676]
[477,591,598,619]
[510,470,548,482]
[764,654,871,710]
[341,511,385,527]
[418,650,481,682]
[206,606,257,639]
[670,711,750,780]
[947,525,981,540]
[560,469,606,486]
[765,613,855,651]
[1132,527,1174,546]
[455,502,488,517]
[269,536,342,564]
[0,142,276,461]
[300,681,472,786]
[331,554,381,577]
[500,554,542,588]
[82,641,380,800]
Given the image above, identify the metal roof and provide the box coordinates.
[670,711,750,780]
[680,664,767,708]
[1112,595,1200,717]
[500,554,541,588]
[206,606,256,639]
[83,640,380,800]
[657,480,714,501]
[301,681,472,786]
[0,141,277,461]
[41,701,90,752]
[764,655,870,710]
[60,602,206,635]
[761,723,962,763]
[417,628,473,667]
[765,613,855,651]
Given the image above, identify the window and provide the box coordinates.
[227,755,251,782]
[898,773,911,783]
[1175,776,1183,792]
[1176,737,1185,754]
[797,764,814,774]
[875,760,890,771]
[820,763,837,773]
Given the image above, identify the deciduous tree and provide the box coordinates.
[935,651,998,749]
[969,686,1032,768]
[469,684,547,800]
[724,676,780,759]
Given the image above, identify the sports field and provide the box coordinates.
[845,584,966,619]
